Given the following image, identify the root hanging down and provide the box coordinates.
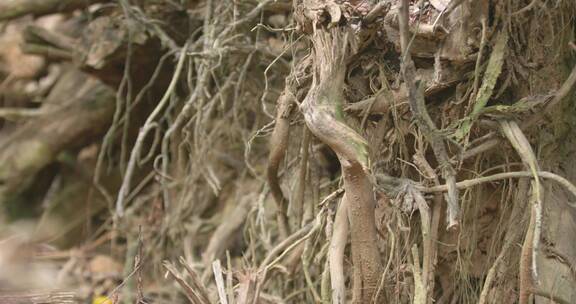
[266,88,295,239]
[300,27,383,303]
[329,196,349,304]
[499,120,542,302]
[397,0,460,229]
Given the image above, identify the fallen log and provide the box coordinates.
[0,69,115,210]
[0,0,108,21]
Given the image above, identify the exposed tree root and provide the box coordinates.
[499,120,542,303]
[420,171,576,200]
[499,120,542,282]
[115,42,189,216]
[398,0,459,228]
[2,0,576,303]
[266,88,295,239]
[414,153,442,303]
[300,27,383,303]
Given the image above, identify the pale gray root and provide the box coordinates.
[329,196,349,304]
[421,171,576,201]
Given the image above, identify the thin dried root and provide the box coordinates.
[421,171,576,204]
[115,43,189,216]
[266,89,295,239]
[499,120,542,303]
[398,0,459,229]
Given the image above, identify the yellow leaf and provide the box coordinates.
[93,296,112,304]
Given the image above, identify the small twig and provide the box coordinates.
[318,188,345,206]
[302,234,322,302]
[21,43,73,60]
[23,25,76,51]
[512,0,539,16]
[364,2,392,23]
[0,291,77,304]
[135,228,144,303]
[163,261,210,304]
[421,171,576,203]
[213,260,229,304]
[373,223,395,303]
[179,257,212,303]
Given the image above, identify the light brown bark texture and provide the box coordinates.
[0,70,114,209]
[0,0,107,21]
[301,28,383,303]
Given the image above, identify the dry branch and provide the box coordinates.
[164,260,211,304]
[21,25,76,60]
[0,70,114,207]
[0,0,107,21]
[329,196,349,304]
[420,171,576,199]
